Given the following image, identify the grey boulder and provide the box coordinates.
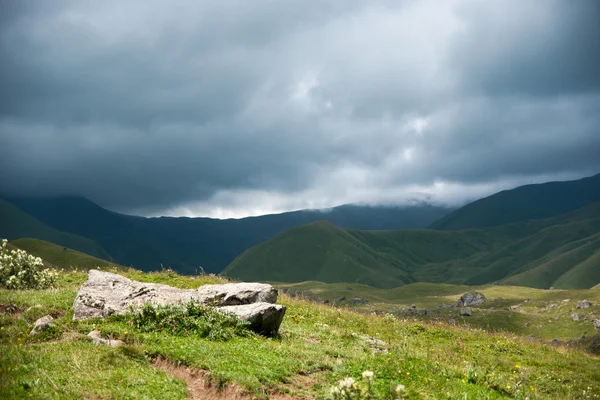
[73,270,285,335]
[457,292,487,307]
[218,303,286,336]
[30,315,54,335]
[577,300,593,309]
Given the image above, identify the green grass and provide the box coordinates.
[0,199,110,260]
[225,203,600,289]
[10,238,129,271]
[2,268,600,399]
[277,280,600,342]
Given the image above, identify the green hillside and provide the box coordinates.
[224,221,413,288]
[430,173,600,230]
[225,203,600,289]
[0,198,110,260]
[10,238,128,271]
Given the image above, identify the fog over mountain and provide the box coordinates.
[1,0,599,217]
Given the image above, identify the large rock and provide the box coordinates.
[73,270,285,335]
[457,292,487,307]
[218,303,286,336]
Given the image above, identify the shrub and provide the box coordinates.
[117,301,254,341]
[0,239,57,290]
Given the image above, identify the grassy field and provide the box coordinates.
[276,281,600,342]
[225,203,600,290]
[1,266,600,399]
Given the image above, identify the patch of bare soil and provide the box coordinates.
[152,358,302,400]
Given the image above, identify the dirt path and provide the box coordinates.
[152,358,301,400]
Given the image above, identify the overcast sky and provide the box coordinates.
[1,0,599,218]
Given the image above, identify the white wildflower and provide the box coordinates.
[362,370,374,380]
[338,377,355,389]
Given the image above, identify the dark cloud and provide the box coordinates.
[1,0,599,217]
[450,0,600,96]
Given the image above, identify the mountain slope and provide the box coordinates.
[430,173,600,230]
[224,221,413,288]
[0,198,110,260]
[225,203,600,289]
[10,238,128,271]
[4,196,452,274]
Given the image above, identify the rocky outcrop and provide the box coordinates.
[30,315,54,335]
[457,292,487,307]
[73,270,285,335]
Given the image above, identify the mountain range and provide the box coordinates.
[224,202,600,289]
[0,196,451,273]
[1,173,599,288]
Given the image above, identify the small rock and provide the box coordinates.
[549,287,554,290]
[460,308,472,316]
[593,320,600,329]
[572,313,581,322]
[509,304,521,311]
[323,300,330,304]
[457,292,487,307]
[562,299,571,302]
[361,336,386,347]
[87,330,124,347]
[30,315,54,335]
[337,296,346,302]
[448,319,457,325]
[410,304,417,309]
[547,303,558,309]
[577,300,593,309]
[349,297,368,305]
[524,322,531,328]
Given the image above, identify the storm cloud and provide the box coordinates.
[1,0,599,217]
